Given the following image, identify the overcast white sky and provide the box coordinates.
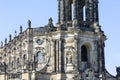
[0,0,120,76]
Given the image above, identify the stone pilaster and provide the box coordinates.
[54,40,59,72]
[93,0,99,22]
[97,39,105,74]
[61,38,65,73]
[74,34,79,71]
[51,39,55,72]
[58,39,61,72]
[27,28,33,64]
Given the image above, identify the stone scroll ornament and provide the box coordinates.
[35,48,50,71]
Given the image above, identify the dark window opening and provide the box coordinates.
[17,58,19,67]
[78,0,86,21]
[23,54,27,65]
[81,45,88,61]
[66,0,73,21]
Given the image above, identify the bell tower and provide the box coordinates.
[55,0,106,80]
[58,0,99,29]
[2,0,117,80]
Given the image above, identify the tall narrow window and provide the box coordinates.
[72,3,74,20]
[81,45,88,61]
[83,6,86,21]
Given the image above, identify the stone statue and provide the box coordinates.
[14,30,17,37]
[20,25,22,33]
[0,41,3,47]
[89,69,94,80]
[9,34,12,41]
[48,17,53,27]
[66,51,72,64]
[92,22,101,32]
[28,20,31,28]
[49,18,53,23]
[5,38,7,44]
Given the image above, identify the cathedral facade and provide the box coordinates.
[0,0,120,80]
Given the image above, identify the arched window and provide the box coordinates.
[81,45,88,61]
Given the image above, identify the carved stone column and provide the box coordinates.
[61,38,65,73]
[58,38,62,72]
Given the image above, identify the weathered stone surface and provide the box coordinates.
[0,0,118,80]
